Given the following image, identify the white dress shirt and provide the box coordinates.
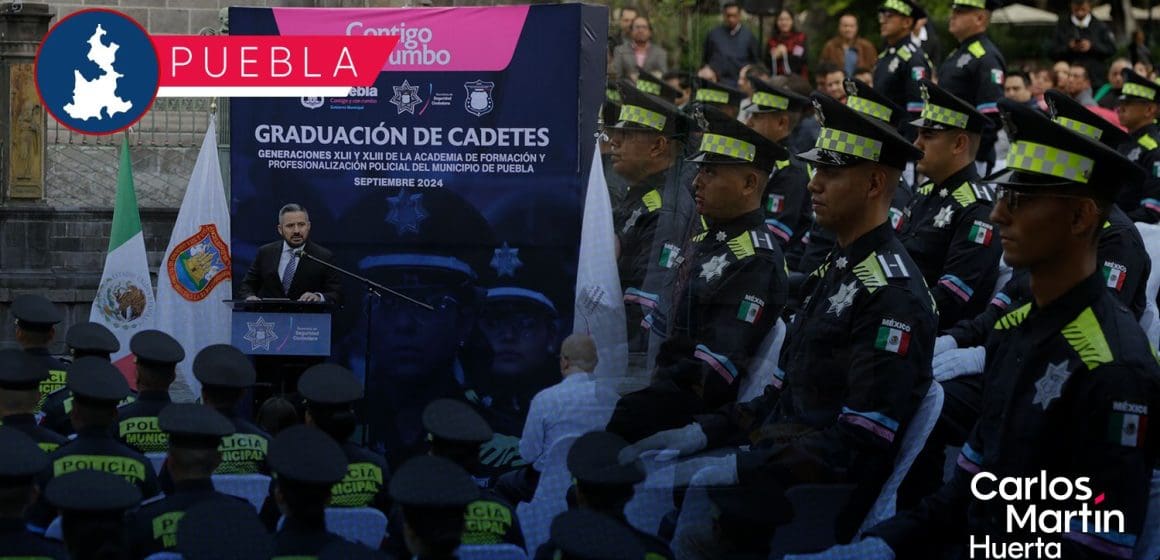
[519,372,619,471]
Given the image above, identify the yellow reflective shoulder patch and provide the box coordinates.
[727,232,755,259]
[898,46,912,61]
[994,303,1032,331]
[968,41,986,58]
[642,189,662,212]
[1061,307,1114,370]
[853,252,887,293]
[917,182,934,196]
[1139,135,1159,151]
[952,181,978,207]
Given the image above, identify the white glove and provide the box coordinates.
[686,454,738,487]
[933,334,958,356]
[783,537,895,559]
[932,346,986,382]
[619,423,708,463]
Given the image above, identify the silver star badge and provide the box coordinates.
[243,317,279,351]
[933,206,954,228]
[623,208,643,234]
[939,188,949,197]
[1033,361,1072,410]
[827,281,858,316]
[835,256,848,269]
[716,231,728,242]
[700,254,729,282]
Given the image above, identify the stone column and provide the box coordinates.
[0,3,53,201]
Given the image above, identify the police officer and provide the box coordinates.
[44,470,141,559]
[651,107,788,410]
[40,322,134,437]
[937,0,1006,173]
[10,294,66,412]
[0,349,66,453]
[126,403,237,557]
[389,455,480,560]
[904,80,1002,330]
[540,509,646,560]
[874,0,933,139]
[193,344,270,476]
[690,77,745,120]
[744,78,811,250]
[628,93,935,551]
[808,80,1160,560]
[117,329,185,454]
[564,431,673,559]
[1115,68,1160,223]
[635,68,683,104]
[0,428,66,559]
[268,424,350,556]
[176,498,275,560]
[28,356,161,532]
[64,321,119,361]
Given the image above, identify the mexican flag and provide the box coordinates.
[969,221,993,246]
[1108,411,1146,447]
[658,243,680,269]
[736,298,763,324]
[875,325,910,355]
[90,136,156,384]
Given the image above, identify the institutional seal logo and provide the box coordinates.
[96,275,152,329]
[166,224,231,302]
[35,9,159,135]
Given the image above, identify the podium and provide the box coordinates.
[225,299,332,406]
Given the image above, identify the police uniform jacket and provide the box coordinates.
[873,36,933,135]
[40,387,136,437]
[329,442,390,510]
[936,33,1006,163]
[274,517,344,558]
[618,170,668,353]
[869,272,1160,559]
[1,414,66,454]
[384,486,523,557]
[0,518,67,559]
[1117,124,1160,224]
[24,347,67,413]
[899,165,1002,330]
[117,390,172,453]
[761,148,811,250]
[126,478,234,557]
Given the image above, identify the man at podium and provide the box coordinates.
[237,203,342,305]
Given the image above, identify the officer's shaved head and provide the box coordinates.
[560,333,598,374]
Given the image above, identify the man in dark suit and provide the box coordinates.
[238,203,342,305]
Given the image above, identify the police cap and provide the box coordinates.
[0,348,49,390]
[422,398,494,446]
[193,344,256,389]
[1120,67,1160,103]
[388,454,479,508]
[65,322,120,357]
[66,356,130,404]
[299,363,363,406]
[910,80,989,133]
[879,0,927,19]
[609,82,687,138]
[267,424,348,485]
[130,329,185,367]
[159,403,235,448]
[691,77,745,110]
[797,93,924,170]
[0,427,49,484]
[951,0,1001,10]
[749,77,811,114]
[178,497,274,560]
[46,470,141,512]
[687,105,787,174]
[549,509,646,560]
[11,294,62,332]
[842,79,906,129]
[1045,90,1131,148]
[635,70,683,104]
[567,431,644,486]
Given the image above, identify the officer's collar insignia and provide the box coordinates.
[844,81,858,97]
[835,256,848,269]
[716,231,728,242]
[386,189,428,236]
[812,99,826,127]
[920,83,930,103]
[693,106,709,133]
[1033,360,1072,410]
[490,242,523,278]
[827,280,858,317]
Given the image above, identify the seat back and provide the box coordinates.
[458,543,529,560]
[1134,223,1160,347]
[1133,469,1160,560]
[325,507,388,549]
[146,452,166,476]
[212,473,271,511]
[517,433,580,556]
[739,318,786,403]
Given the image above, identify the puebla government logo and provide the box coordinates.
[166,225,231,302]
[35,9,159,135]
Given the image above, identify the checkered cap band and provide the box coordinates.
[847,96,893,123]
[1123,82,1157,100]
[1006,140,1094,184]
[881,0,913,15]
[696,89,730,104]
[637,81,661,95]
[953,0,986,8]
[699,133,756,162]
[1053,117,1103,141]
[607,89,621,103]
[815,127,882,162]
[921,103,968,129]
[618,104,667,131]
[751,92,789,110]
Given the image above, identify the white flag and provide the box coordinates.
[155,117,232,396]
[573,142,627,381]
[91,136,156,382]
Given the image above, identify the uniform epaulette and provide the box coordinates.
[776,159,791,170]
[1061,307,1114,370]
[917,182,935,196]
[951,181,991,207]
[727,232,755,259]
[853,251,910,293]
[744,229,778,254]
[898,44,913,61]
[994,303,1031,330]
[38,442,59,453]
[1139,134,1159,151]
[967,41,986,58]
[642,189,662,213]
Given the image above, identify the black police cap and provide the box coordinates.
[65,322,120,356]
[989,99,1143,200]
[952,0,1001,10]
[11,294,62,332]
[178,497,274,560]
[422,398,494,445]
[567,431,644,487]
[635,69,683,104]
[609,82,687,138]
[0,348,49,390]
[193,344,256,389]
[159,403,235,448]
[549,509,646,560]
[687,105,788,174]
[842,79,906,129]
[708,481,793,529]
[797,93,924,170]
[910,80,989,134]
[691,77,745,109]
[130,329,185,367]
[0,427,49,483]
[879,0,927,20]
[298,363,363,406]
[66,356,130,403]
[267,424,348,485]
[749,77,810,114]
[602,99,622,129]
[46,470,141,512]
[388,454,479,508]
[1045,90,1131,148]
[1120,67,1160,103]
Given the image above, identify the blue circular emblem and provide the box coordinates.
[35,9,159,135]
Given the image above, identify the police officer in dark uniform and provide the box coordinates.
[176,498,276,560]
[126,403,237,557]
[117,329,185,454]
[690,77,745,120]
[903,80,1002,330]
[564,431,674,559]
[44,470,141,559]
[64,321,120,360]
[808,82,1160,560]
[647,108,788,410]
[1114,68,1160,223]
[268,424,350,556]
[635,69,684,104]
[389,455,480,560]
[40,322,133,437]
[628,93,935,551]
[11,294,66,413]
[540,509,646,560]
[937,0,1006,173]
[0,427,66,559]
[874,0,933,140]
[0,349,66,453]
[745,78,811,250]
[193,344,270,476]
[28,356,161,532]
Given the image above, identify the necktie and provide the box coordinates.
[282,250,298,295]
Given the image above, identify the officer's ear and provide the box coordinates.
[1069,197,1101,239]
[650,134,670,158]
